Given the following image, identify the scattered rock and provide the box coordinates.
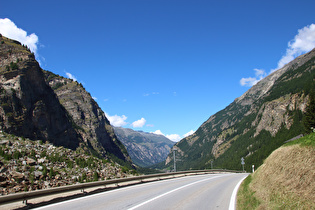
[0,140,9,145]
[34,171,42,178]
[11,171,24,179]
[26,158,36,166]
[0,132,134,195]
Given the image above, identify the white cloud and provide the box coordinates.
[277,23,315,70]
[152,130,164,135]
[143,92,159,97]
[65,72,77,81]
[0,18,39,54]
[166,134,181,142]
[240,68,266,87]
[183,130,195,137]
[151,129,197,142]
[240,23,315,87]
[105,113,128,127]
[131,118,146,128]
[151,130,183,142]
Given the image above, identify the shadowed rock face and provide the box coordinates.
[0,35,79,149]
[0,35,131,164]
[43,70,130,162]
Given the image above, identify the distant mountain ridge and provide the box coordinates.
[163,48,315,171]
[113,127,175,167]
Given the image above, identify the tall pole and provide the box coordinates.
[241,157,245,172]
[173,149,177,172]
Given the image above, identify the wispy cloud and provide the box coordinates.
[131,118,146,128]
[166,134,181,142]
[151,129,195,142]
[143,92,160,97]
[152,130,164,135]
[240,68,267,87]
[240,23,315,87]
[105,113,128,127]
[276,23,315,70]
[183,130,195,137]
[0,18,42,65]
[65,72,77,82]
[0,18,39,54]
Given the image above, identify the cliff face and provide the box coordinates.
[113,127,175,167]
[0,35,79,149]
[43,71,130,162]
[0,35,131,165]
[165,48,315,171]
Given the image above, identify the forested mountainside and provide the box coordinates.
[113,127,175,167]
[163,48,315,171]
[0,35,131,166]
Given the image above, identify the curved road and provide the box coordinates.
[36,173,248,210]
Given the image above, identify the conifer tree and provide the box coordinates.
[304,89,315,133]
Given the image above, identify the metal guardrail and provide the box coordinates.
[0,169,242,205]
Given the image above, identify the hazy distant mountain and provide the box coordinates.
[113,127,175,167]
[163,48,315,171]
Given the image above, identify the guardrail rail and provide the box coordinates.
[0,169,242,205]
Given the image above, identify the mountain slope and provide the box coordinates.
[0,35,79,149]
[113,127,175,167]
[0,35,131,166]
[237,133,315,209]
[43,71,131,164]
[164,48,315,171]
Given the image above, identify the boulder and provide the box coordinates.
[26,158,36,166]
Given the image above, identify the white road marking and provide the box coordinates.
[228,174,248,210]
[128,175,226,210]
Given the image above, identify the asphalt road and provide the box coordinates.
[36,173,248,210]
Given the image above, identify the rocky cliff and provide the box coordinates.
[0,35,79,149]
[43,71,131,163]
[164,48,315,171]
[113,127,175,167]
[0,35,131,165]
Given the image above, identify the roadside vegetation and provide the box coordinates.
[237,132,315,209]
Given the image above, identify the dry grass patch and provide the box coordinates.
[249,144,315,209]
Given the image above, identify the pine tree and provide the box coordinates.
[304,89,315,133]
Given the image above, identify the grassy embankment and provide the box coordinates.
[237,132,315,209]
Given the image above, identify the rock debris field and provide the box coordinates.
[0,131,135,195]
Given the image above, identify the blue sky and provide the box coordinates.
[1,1,315,141]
